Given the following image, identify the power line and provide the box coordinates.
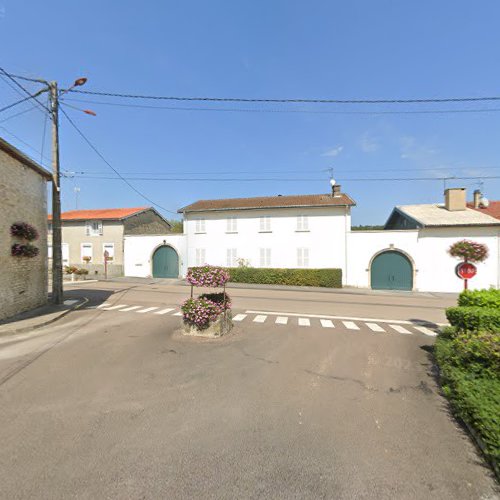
[0,94,44,114]
[0,125,52,167]
[0,103,40,124]
[0,68,50,114]
[66,88,500,105]
[59,104,177,214]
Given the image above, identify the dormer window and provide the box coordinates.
[85,220,103,236]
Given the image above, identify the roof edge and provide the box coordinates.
[0,136,51,179]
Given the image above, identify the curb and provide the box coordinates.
[0,297,89,336]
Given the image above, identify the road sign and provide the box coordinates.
[455,262,477,280]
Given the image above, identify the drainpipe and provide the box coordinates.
[344,206,349,286]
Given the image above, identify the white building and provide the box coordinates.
[123,186,500,293]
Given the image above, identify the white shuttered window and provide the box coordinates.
[260,248,271,267]
[297,248,309,268]
[226,248,237,267]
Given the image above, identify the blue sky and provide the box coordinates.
[1,0,499,224]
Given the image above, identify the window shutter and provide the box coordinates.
[85,221,90,236]
[98,221,103,235]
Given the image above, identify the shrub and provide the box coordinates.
[226,267,342,288]
[10,222,39,241]
[448,240,488,263]
[458,289,500,309]
[446,306,500,333]
[64,266,78,274]
[75,268,89,276]
[11,243,39,258]
[181,297,226,330]
[186,265,230,287]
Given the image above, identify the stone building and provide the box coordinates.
[0,137,51,321]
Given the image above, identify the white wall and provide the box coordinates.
[347,227,500,292]
[124,234,187,278]
[184,206,350,282]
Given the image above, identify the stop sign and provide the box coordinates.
[455,262,477,280]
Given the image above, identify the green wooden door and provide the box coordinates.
[371,251,413,291]
[152,246,179,278]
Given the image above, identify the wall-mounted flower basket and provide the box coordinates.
[82,256,92,263]
[11,243,40,258]
[10,222,39,241]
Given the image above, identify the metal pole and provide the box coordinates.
[50,81,63,305]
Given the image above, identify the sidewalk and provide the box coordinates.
[0,297,88,336]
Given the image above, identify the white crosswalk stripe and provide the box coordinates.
[233,314,247,322]
[173,312,183,316]
[102,304,128,311]
[320,319,335,328]
[136,307,159,314]
[119,306,143,312]
[413,326,437,337]
[298,318,310,327]
[366,322,385,333]
[97,303,110,309]
[275,316,288,325]
[389,324,412,335]
[342,321,360,330]
[253,315,267,323]
[155,308,175,315]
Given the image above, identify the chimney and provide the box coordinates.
[444,187,466,211]
[473,189,482,209]
[332,184,341,197]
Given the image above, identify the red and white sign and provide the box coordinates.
[455,262,477,280]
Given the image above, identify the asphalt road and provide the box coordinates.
[0,282,497,499]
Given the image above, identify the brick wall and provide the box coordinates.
[0,149,49,321]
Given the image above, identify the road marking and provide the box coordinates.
[155,308,174,315]
[253,315,267,323]
[64,299,79,306]
[119,306,142,312]
[342,321,359,330]
[102,304,128,311]
[298,318,310,327]
[389,324,412,335]
[366,322,385,333]
[413,326,438,337]
[275,316,288,325]
[173,312,183,316]
[97,303,110,309]
[320,319,335,328]
[244,310,445,327]
[136,307,159,314]
[233,313,247,322]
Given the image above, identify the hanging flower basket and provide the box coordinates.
[11,243,40,258]
[448,240,489,263]
[186,265,230,288]
[10,222,39,241]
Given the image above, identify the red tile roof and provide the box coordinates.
[179,193,356,213]
[48,207,148,221]
[467,201,500,220]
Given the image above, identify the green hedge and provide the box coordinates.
[225,267,342,288]
[458,288,500,309]
[435,334,500,469]
[446,306,500,333]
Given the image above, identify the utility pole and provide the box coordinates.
[49,81,64,305]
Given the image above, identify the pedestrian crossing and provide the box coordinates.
[92,302,439,337]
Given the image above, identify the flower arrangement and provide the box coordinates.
[181,297,225,330]
[186,265,230,287]
[82,256,92,263]
[448,240,489,263]
[75,268,89,277]
[10,222,39,241]
[11,243,40,258]
[64,265,78,275]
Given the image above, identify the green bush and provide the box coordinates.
[458,288,500,309]
[225,267,342,288]
[435,334,500,467]
[446,306,500,333]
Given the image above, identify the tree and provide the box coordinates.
[448,240,489,263]
[168,219,183,233]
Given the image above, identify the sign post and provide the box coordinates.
[104,250,109,280]
[455,260,477,290]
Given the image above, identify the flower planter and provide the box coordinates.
[182,311,233,338]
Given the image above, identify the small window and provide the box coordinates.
[48,222,53,234]
[81,243,93,263]
[226,248,237,267]
[195,248,206,266]
[195,218,206,233]
[259,216,271,232]
[226,216,237,233]
[48,244,53,259]
[103,243,115,261]
[296,215,309,231]
[86,220,103,236]
[297,248,309,268]
[260,248,271,267]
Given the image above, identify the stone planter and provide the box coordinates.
[182,311,233,338]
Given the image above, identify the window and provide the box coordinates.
[296,215,309,231]
[48,244,53,259]
[260,248,271,267]
[103,243,115,261]
[226,248,237,267]
[85,220,103,236]
[49,243,69,264]
[259,216,271,232]
[81,243,93,263]
[297,248,309,268]
[195,218,206,233]
[195,248,206,266]
[48,222,53,234]
[226,216,237,233]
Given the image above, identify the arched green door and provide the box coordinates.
[152,246,179,278]
[371,251,413,291]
